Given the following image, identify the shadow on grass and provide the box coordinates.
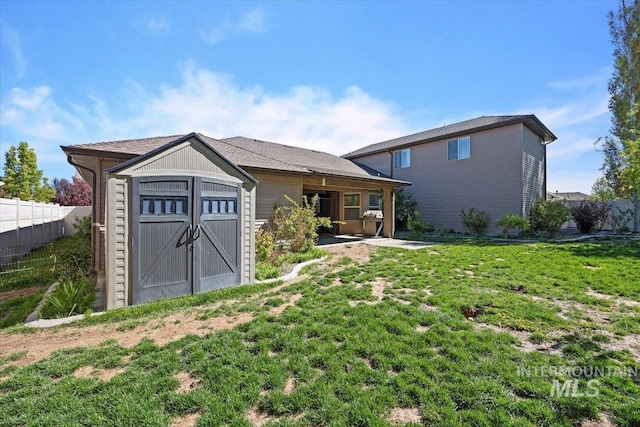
[398,231,640,258]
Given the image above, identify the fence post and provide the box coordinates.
[14,198,20,248]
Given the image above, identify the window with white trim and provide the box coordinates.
[394,149,410,168]
[368,193,382,210]
[343,193,361,220]
[448,136,470,160]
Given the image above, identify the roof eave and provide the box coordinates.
[344,114,557,158]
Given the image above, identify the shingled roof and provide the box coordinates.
[342,115,556,159]
[61,133,407,185]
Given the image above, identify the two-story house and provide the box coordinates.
[343,115,557,234]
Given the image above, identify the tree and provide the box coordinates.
[2,142,55,202]
[590,176,617,201]
[52,174,92,206]
[599,0,640,231]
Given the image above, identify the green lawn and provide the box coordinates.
[1,239,639,426]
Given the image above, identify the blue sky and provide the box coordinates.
[0,0,618,194]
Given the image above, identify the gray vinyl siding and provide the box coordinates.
[251,173,303,223]
[353,151,392,177]
[522,126,545,216]
[356,124,525,234]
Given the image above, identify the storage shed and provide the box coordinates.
[103,133,256,308]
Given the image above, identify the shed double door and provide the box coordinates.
[132,176,240,304]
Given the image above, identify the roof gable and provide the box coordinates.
[105,133,257,184]
[342,115,557,159]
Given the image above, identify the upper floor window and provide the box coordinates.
[448,136,470,160]
[394,149,410,168]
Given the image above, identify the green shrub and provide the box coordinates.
[255,229,275,262]
[495,213,529,237]
[255,261,281,280]
[460,208,489,235]
[569,200,609,234]
[272,194,332,253]
[611,206,633,234]
[529,199,570,238]
[40,278,94,319]
[53,215,92,280]
[407,210,434,233]
[394,191,418,231]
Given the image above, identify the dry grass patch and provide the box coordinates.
[389,407,422,425]
[170,412,201,427]
[283,376,296,395]
[580,412,616,427]
[175,371,199,394]
[72,365,126,381]
[268,293,303,316]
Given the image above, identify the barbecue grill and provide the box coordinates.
[362,210,383,236]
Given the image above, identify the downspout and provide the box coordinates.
[543,143,547,202]
[389,150,394,179]
[67,155,97,270]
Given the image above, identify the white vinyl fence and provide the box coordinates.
[561,200,635,231]
[0,198,91,265]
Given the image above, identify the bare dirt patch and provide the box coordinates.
[0,312,254,367]
[581,412,616,427]
[601,334,640,361]
[349,277,394,307]
[552,300,613,325]
[246,406,273,427]
[170,412,201,427]
[0,286,43,303]
[72,365,126,381]
[389,407,422,425]
[474,323,562,355]
[586,288,640,308]
[269,293,303,316]
[324,243,376,265]
[283,376,296,395]
[175,371,199,394]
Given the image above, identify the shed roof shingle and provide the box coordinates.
[342,115,556,159]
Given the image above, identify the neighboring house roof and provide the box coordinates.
[547,191,590,201]
[342,115,557,159]
[62,133,408,186]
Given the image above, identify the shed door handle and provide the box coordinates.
[193,224,201,241]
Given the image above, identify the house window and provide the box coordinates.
[201,198,237,215]
[141,197,187,215]
[448,136,470,160]
[343,193,360,220]
[394,149,410,168]
[368,193,382,210]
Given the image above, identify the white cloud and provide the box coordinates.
[145,16,170,34]
[0,20,28,78]
[200,7,268,44]
[0,63,616,192]
[0,62,411,178]
[237,7,267,33]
